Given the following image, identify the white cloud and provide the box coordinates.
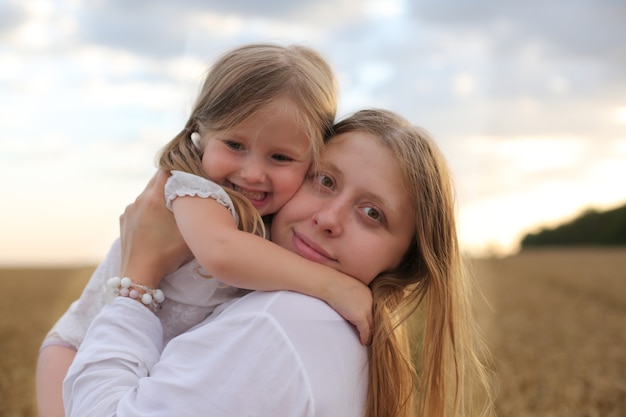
[493,136,587,173]
[366,0,407,19]
[615,106,626,124]
[2,0,626,264]
[454,72,475,97]
[548,75,570,94]
[615,138,626,154]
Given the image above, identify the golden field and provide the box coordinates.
[0,248,624,417]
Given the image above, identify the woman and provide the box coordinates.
[63,109,493,417]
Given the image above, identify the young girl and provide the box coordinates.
[36,44,373,417]
[63,109,494,417]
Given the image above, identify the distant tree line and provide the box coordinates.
[521,203,626,248]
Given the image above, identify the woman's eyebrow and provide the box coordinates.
[360,180,406,221]
[364,190,397,215]
[324,158,400,216]
[319,160,342,177]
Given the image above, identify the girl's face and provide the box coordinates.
[201,98,312,216]
[271,131,415,285]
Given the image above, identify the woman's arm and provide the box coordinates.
[119,171,191,287]
[63,296,316,417]
[172,192,373,344]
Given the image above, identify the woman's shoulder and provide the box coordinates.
[215,291,364,349]
[209,290,368,415]
[224,291,340,320]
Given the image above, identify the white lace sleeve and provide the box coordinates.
[165,171,239,225]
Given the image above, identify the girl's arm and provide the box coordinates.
[36,345,76,417]
[171,194,373,345]
[35,237,126,417]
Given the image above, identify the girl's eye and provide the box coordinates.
[362,207,384,223]
[272,154,294,162]
[225,141,244,151]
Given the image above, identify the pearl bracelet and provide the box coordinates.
[104,276,165,312]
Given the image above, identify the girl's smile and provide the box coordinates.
[200,97,312,216]
[227,182,269,207]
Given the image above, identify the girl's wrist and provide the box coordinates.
[321,270,350,307]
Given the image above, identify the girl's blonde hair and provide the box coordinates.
[158,43,337,235]
[333,109,494,417]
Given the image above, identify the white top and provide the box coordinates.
[64,291,368,417]
[42,171,248,349]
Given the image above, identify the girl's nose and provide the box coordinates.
[240,158,266,184]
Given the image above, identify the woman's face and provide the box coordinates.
[271,131,415,285]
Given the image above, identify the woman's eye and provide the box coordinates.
[315,174,334,189]
[363,207,383,222]
[225,141,244,151]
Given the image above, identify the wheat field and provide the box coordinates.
[0,248,624,416]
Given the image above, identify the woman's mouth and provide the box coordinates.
[292,231,335,264]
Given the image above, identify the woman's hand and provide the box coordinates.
[119,170,192,288]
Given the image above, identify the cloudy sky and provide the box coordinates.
[1,0,625,266]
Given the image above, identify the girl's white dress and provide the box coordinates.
[42,171,249,349]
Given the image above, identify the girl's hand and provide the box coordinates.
[119,170,192,287]
[326,277,373,346]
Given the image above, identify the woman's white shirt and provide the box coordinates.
[64,290,368,417]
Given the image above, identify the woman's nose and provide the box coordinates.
[312,200,346,236]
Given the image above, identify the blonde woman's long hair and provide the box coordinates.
[333,110,494,417]
[157,43,337,235]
